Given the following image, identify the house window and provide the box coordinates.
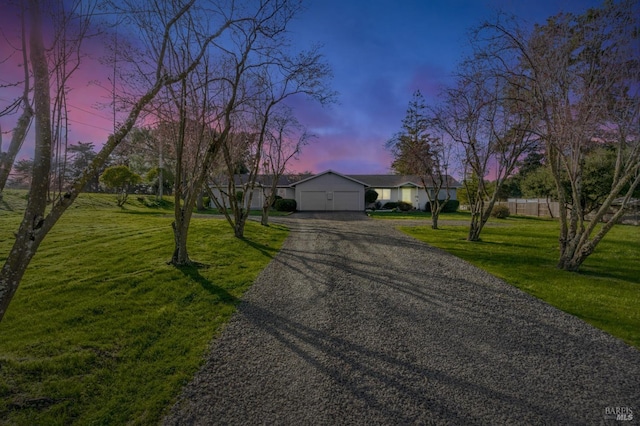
[277,188,287,198]
[375,188,391,200]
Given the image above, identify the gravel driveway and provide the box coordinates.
[164,213,639,425]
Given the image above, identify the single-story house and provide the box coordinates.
[209,170,461,212]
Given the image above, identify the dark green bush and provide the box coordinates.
[491,204,510,218]
[424,199,460,213]
[365,189,379,204]
[271,195,282,207]
[380,201,413,211]
[397,201,413,211]
[274,198,296,212]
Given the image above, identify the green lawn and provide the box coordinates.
[0,191,288,424]
[396,214,640,349]
[367,210,470,220]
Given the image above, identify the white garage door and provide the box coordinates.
[300,191,326,211]
[334,191,360,211]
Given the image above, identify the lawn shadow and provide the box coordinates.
[178,264,237,303]
[116,209,172,217]
[578,265,640,283]
[240,237,279,259]
[0,199,14,212]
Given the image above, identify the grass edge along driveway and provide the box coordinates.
[396,215,640,349]
[0,192,289,425]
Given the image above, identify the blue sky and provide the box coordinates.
[287,0,602,174]
[0,0,603,175]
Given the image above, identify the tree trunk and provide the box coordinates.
[170,212,192,266]
[0,107,33,197]
[0,6,32,199]
[261,183,279,227]
[427,197,440,230]
[557,239,594,271]
[467,216,482,241]
[196,191,204,211]
[0,223,47,321]
[0,0,50,322]
[233,219,246,238]
[157,139,164,201]
[467,199,484,241]
[261,206,269,226]
[231,205,250,238]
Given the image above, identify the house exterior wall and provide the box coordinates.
[417,188,457,210]
[208,172,460,212]
[295,172,365,211]
[209,186,298,210]
[375,187,457,210]
[208,187,265,210]
[281,187,295,200]
[248,188,264,209]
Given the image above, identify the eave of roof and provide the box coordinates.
[290,169,369,187]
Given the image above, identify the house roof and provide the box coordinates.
[215,171,461,188]
[290,170,369,187]
[216,174,307,187]
[347,174,462,188]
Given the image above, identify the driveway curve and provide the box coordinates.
[164,212,639,425]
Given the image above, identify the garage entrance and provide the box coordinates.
[293,171,366,212]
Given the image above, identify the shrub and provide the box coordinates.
[380,201,413,211]
[274,198,296,212]
[365,189,379,204]
[271,195,283,207]
[443,199,460,213]
[100,165,142,206]
[397,201,413,211]
[491,204,511,219]
[424,199,460,213]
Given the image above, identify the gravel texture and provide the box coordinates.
[164,212,639,425]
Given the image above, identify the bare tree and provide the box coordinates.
[433,12,540,241]
[0,2,33,199]
[483,1,640,270]
[436,50,536,240]
[210,23,333,238]
[0,0,239,322]
[387,90,453,229]
[164,0,323,262]
[259,107,310,226]
[163,70,218,266]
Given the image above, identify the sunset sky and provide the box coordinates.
[0,0,602,176]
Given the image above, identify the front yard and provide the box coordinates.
[0,191,288,424]
[393,214,640,348]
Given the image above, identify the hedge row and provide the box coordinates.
[274,198,296,212]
